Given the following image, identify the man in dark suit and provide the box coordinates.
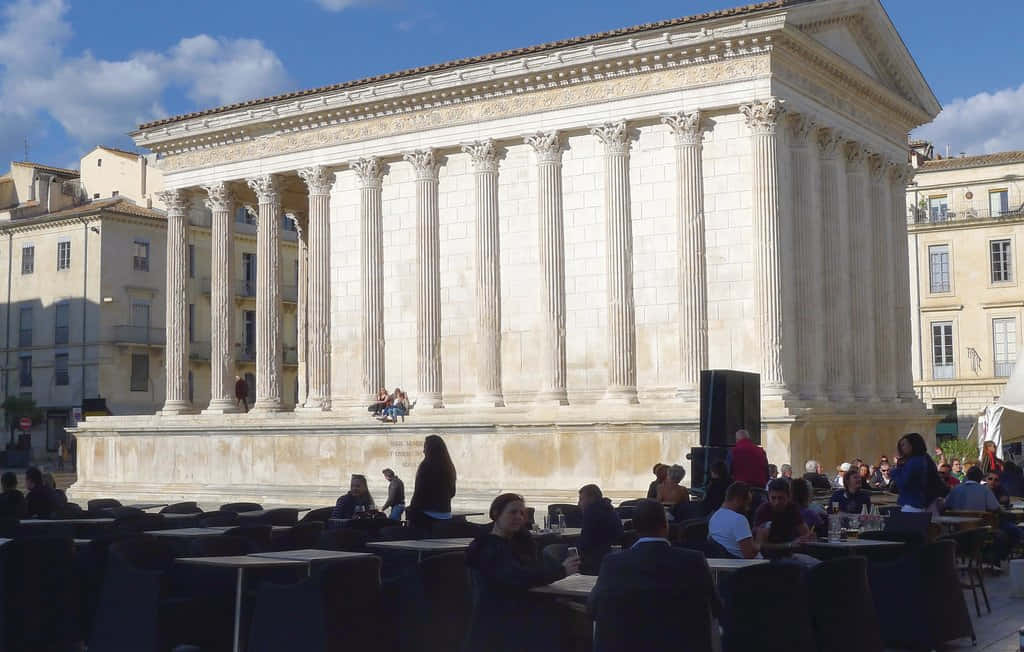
[577,484,623,575]
[24,466,58,518]
[589,500,722,652]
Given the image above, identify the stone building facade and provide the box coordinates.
[907,148,1024,435]
[71,0,941,506]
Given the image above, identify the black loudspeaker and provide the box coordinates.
[687,446,731,489]
[699,369,761,447]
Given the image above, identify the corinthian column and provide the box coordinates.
[297,166,334,410]
[845,143,876,400]
[890,164,916,399]
[871,157,896,401]
[246,174,284,413]
[201,182,239,414]
[404,149,443,408]
[158,189,192,414]
[740,98,785,391]
[463,140,505,407]
[787,114,825,399]
[816,128,853,401]
[662,111,707,398]
[349,158,385,403]
[525,132,569,405]
[591,121,638,404]
[292,212,308,408]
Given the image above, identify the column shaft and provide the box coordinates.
[662,112,708,397]
[202,183,238,413]
[159,189,191,414]
[526,132,569,405]
[350,159,385,402]
[741,99,785,389]
[872,159,896,400]
[845,144,876,400]
[817,129,853,399]
[247,175,284,412]
[890,165,916,398]
[298,166,335,410]
[295,214,308,407]
[591,122,638,404]
[404,149,443,408]
[463,140,504,406]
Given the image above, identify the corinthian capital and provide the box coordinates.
[740,98,783,135]
[889,162,914,186]
[157,189,187,215]
[867,154,886,182]
[202,182,234,212]
[350,157,385,189]
[844,142,868,170]
[815,127,844,159]
[403,148,440,180]
[661,111,703,147]
[298,166,335,195]
[462,139,500,173]
[525,131,562,164]
[246,175,280,203]
[590,120,631,156]
[786,113,816,144]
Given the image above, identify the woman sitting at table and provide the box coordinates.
[830,468,872,514]
[331,474,376,519]
[657,464,690,506]
[464,493,579,652]
[791,478,825,534]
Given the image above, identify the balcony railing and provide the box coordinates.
[995,361,1016,378]
[933,364,955,380]
[909,206,1024,225]
[200,279,297,303]
[113,325,166,346]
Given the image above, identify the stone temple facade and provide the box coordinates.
[70,0,942,507]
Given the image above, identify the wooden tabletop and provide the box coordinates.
[367,537,475,552]
[150,527,231,538]
[933,515,983,526]
[249,549,372,562]
[20,518,114,525]
[176,555,309,569]
[530,574,596,597]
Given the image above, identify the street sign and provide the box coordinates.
[18,417,32,431]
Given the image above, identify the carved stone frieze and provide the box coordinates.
[160,56,770,172]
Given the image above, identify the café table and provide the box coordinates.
[19,517,114,526]
[801,538,905,557]
[531,527,582,538]
[176,555,308,652]
[367,537,475,561]
[249,548,372,565]
[933,515,984,529]
[149,525,292,539]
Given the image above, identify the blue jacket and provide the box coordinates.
[891,455,941,509]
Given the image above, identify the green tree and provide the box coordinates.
[940,435,979,465]
[0,395,43,427]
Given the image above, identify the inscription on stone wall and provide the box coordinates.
[390,438,423,460]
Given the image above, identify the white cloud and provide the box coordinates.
[0,0,290,160]
[914,83,1024,156]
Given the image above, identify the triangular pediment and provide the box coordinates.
[787,0,941,122]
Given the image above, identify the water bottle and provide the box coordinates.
[558,512,566,531]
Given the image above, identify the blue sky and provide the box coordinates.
[0,0,1021,169]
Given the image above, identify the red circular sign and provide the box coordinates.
[18,417,31,430]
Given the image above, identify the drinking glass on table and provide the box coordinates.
[566,546,580,575]
[828,515,841,542]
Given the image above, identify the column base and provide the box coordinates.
[201,398,241,415]
[251,399,285,414]
[160,400,196,416]
[534,389,569,406]
[474,393,505,408]
[296,400,330,413]
[416,393,444,410]
[603,387,639,405]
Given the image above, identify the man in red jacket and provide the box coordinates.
[728,430,769,488]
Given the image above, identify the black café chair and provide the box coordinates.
[547,504,583,528]
[428,520,485,539]
[189,535,255,557]
[197,510,239,527]
[722,562,815,652]
[593,586,714,652]
[219,502,263,514]
[417,551,471,652]
[0,536,80,652]
[807,557,883,652]
[321,556,383,652]
[299,507,334,524]
[271,522,325,551]
[224,525,273,551]
[248,575,327,652]
[940,526,991,617]
[88,498,122,512]
[160,501,200,515]
[316,528,368,552]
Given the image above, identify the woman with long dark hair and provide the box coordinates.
[408,434,457,531]
[464,493,578,652]
[978,440,1004,475]
[891,433,945,512]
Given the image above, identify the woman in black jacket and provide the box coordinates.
[408,434,457,531]
[464,493,579,652]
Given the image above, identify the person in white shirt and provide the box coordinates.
[708,482,763,559]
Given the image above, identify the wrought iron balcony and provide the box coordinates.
[200,278,297,303]
[113,325,166,346]
[909,206,1024,225]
